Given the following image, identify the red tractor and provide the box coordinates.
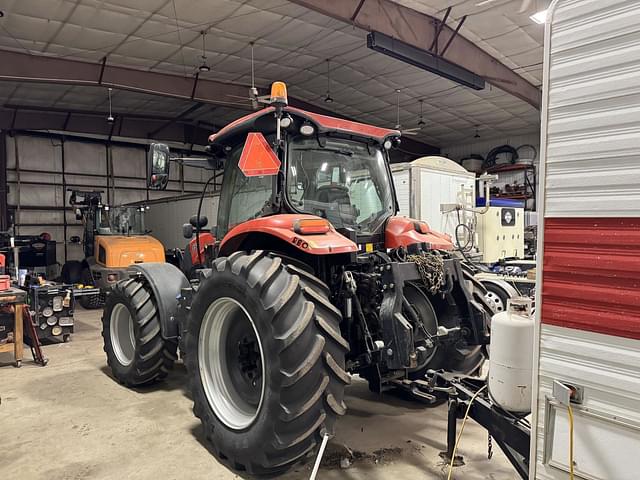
[102,82,493,475]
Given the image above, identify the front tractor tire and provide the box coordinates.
[186,251,349,475]
[102,278,177,386]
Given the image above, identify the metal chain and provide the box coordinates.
[407,253,445,295]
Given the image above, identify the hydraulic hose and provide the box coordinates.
[483,144,518,169]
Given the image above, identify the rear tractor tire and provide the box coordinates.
[102,278,177,386]
[186,251,350,475]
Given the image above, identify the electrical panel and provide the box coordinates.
[476,206,524,263]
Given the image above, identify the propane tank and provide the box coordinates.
[488,297,534,414]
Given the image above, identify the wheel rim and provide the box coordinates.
[198,297,265,431]
[485,290,505,312]
[110,303,136,366]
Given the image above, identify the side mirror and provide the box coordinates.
[182,223,194,239]
[148,143,171,190]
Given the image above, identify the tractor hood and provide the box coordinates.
[95,235,165,268]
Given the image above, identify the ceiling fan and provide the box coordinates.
[223,42,262,110]
[393,90,424,136]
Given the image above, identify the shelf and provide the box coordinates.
[491,194,530,200]
[486,163,535,173]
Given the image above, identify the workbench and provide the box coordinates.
[0,287,28,367]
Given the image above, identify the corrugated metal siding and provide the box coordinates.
[544,0,640,217]
[542,218,640,339]
[5,133,209,266]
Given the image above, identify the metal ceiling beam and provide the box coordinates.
[0,50,249,106]
[0,49,438,153]
[289,0,541,109]
[147,102,205,138]
[0,106,215,146]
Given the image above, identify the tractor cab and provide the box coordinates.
[148,81,453,260]
[63,190,164,308]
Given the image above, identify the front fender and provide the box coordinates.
[219,214,359,256]
[385,216,454,250]
[126,262,189,340]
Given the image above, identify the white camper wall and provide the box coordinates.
[391,157,476,242]
[392,169,411,216]
[418,169,475,240]
[533,1,640,479]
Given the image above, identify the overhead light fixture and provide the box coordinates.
[107,88,115,124]
[367,31,485,90]
[418,99,426,127]
[530,9,547,24]
[324,59,333,103]
[394,89,402,130]
[199,31,210,72]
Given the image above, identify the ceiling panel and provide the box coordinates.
[0,0,542,147]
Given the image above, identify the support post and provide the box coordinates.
[61,138,68,262]
[429,6,451,54]
[440,398,465,466]
[0,131,7,231]
[440,15,467,57]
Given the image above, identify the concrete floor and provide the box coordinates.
[1,307,519,480]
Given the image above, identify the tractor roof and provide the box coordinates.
[209,106,400,145]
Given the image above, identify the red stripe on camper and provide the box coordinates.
[541,218,640,340]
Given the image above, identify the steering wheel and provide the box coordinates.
[315,184,350,200]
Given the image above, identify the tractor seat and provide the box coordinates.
[311,184,359,223]
[315,184,351,206]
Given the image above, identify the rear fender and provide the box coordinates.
[219,214,358,257]
[126,263,189,340]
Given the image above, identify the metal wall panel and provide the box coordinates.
[5,132,210,267]
[143,193,219,250]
